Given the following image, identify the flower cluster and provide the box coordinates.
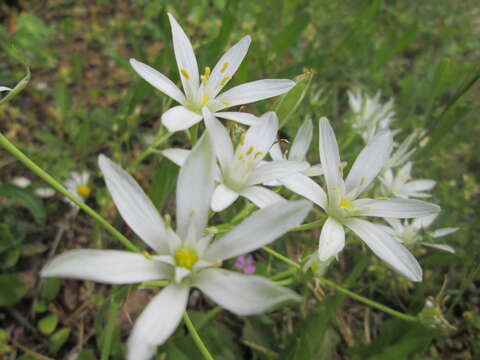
[40,13,457,360]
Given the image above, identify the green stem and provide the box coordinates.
[291,219,324,232]
[101,293,120,360]
[128,130,173,171]
[269,267,298,281]
[0,132,139,252]
[0,67,30,106]
[262,246,418,322]
[183,312,215,360]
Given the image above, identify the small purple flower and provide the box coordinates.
[234,254,256,274]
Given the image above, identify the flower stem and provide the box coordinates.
[262,246,418,322]
[291,219,325,232]
[0,132,139,253]
[183,312,215,360]
[128,130,173,171]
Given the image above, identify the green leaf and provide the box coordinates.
[150,159,179,211]
[76,349,97,360]
[0,273,27,306]
[49,327,71,354]
[41,278,62,301]
[38,313,59,335]
[272,11,310,54]
[0,184,46,225]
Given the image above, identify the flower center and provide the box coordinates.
[174,248,198,269]
[76,185,91,198]
[339,198,353,210]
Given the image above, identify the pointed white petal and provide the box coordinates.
[413,213,438,229]
[302,163,323,177]
[241,186,285,208]
[247,160,309,186]
[345,218,422,282]
[269,143,284,161]
[161,105,203,132]
[421,243,455,253]
[319,117,344,197]
[318,217,345,261]
[215,111,259,126]
[289,119,313,162]
[98,155,168,253]
[195,269,301,316]
[127,284,189,360]
[430,227,459,238]
[345,131,393,195]
[162,148,190,167]
[176,134,216,240]
[207,35,251,97]
[41,250,172,284]
[405,180,436,192]
[354,198,440,218]
[203,108,234,170]
[167,13,199,100]
[205,200,311,261]
[211,184,239,212]
[281,173,327,209]
[216,79,296,108]
[129,58,185,104]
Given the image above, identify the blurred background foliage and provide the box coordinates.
[0,0,479,359]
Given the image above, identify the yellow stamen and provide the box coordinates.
[219,100,230,106]
[202,95,209,105]
[246,146,254,155]
[143,251,152,260]
[239,134,245,146]
[221,62,230,73]
[220,76,231,86]
[174,248,198,269]
[76,185,91,198]
[201,66,211,83]
[254,151,264,158]
[339,199,353,209]
[180,68,190,79]
[375,196,390,200]
[238,153,244,160]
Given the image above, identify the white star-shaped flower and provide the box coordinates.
[130,13,295,132]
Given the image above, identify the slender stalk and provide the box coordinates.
[262,246,418,322]
[183,312,215,360]
[101,294,120,360]
[291,219,324,232]
[0,132,139,252]
[0,67,30,106]
[128,130,173,171]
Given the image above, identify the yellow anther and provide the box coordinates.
[339,199,353,209]
[375,196,390,200]
[219,100,230,106]
[202,95,209,105]
[239,134,245,146]
[76,185,91,198]
[180,68,190,79]
[221,62,230,73]
[220,76,231,86]
[174,248,198,269]
[201,66,211,83]
[254,151,264,158]
[143,251,152,260]
[246,146,254,155]
[238,153,244,160]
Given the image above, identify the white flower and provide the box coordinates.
[383,131,418,171]
[383,214,457,253]
[130,13,295,133]
[35,187,56,199]
[41,134,311,360]
[380,162,436,199]
[163,109,309,211]
[11,176,31,188]
[348,89,396,143]
[64,171,91,207]
[285,118,440,282]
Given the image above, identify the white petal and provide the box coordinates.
[280,173,327,210]
[0,86,12,92]
[413,213,438,229]
[161,105,203,132]
[216,79,296,108]
[211,184,239,212]
[127,284,189,360]
[215,111,259,126]
[195,269,301,316]
[176,134,216,240]
[205,199,311,261]
[269,143,284,161]
[247,160,309,186]
[289,119,313,162]
[345,131,393,195]
[129,58,185,104]
[98,155,168,253]
[319,117,344,198]
[167,13,199,100]
[430,227,459,238]
[41,250,172,284]
[302,163,323,177]
[241,186,285,208]
[162,148,190,167]
[207,35,251,97]
[318,217,345,261]
[345,218,422,282]
[203,107,234,170]
[405,180,436,192]
[355,198,440,218]
[421,243,455,253]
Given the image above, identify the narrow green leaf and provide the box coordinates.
[0,184,46,225]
